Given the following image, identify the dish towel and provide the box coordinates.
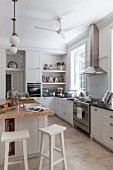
[77,107,82,119]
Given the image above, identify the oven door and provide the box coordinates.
[73,102,90,127]
[27,83,41,97]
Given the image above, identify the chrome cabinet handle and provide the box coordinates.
[110,116,113,118]
[110,137,113,140]
[110,123,113,127]
[63,112,65,115]
[94,109,97,111]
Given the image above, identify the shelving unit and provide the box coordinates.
[5,68,24,72]
[42,70,66,73]
[42,83,66,85]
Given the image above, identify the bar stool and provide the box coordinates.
[38,124,67,170]
[1,129,30,170]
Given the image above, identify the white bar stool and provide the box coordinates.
[38,124,67,170]
[1,129,30,170]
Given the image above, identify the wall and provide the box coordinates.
[66,12,113,98]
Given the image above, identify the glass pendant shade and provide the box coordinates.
[9,45,17,54]
[9,33,20,46]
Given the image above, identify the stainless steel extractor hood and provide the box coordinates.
[82,24,106,75]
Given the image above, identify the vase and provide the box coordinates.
[59,65,64,70]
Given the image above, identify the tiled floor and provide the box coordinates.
[0,115,113,170]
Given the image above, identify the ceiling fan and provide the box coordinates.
[35,18,83,39]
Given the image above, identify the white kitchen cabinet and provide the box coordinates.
[26,51,40,69]
[99,26,108,58]
[25,51,41,83]
[91,106,113,151]
[0,120,4,165]
[0,116,48,165]
[55,97,61,117]
[42,97,55,113]
[0,49,5,99]
[91,106,102,142]
[26,69,41,83]
[101,109,113,150]
[55,98,73,125]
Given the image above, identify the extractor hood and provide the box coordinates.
[82,24,106,75]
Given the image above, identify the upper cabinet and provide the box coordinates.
[99,26,108,58]
[26,51,40,69]
[0,49,5,99]
[25,51,41,84]
[0,49,5,68]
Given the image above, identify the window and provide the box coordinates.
[71,44,86,92]
[111,29,113,91]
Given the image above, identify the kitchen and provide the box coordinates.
[0,0,113,170]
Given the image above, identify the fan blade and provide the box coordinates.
[57,30,66,39]
[35,26,57,32]
[64,23,83,32]
[60,33,66,39]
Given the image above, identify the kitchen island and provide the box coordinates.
[0,99,53,165]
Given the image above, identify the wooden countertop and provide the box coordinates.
[0,99,53,120]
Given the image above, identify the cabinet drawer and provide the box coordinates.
[60,99,67,106]
[102,110,113,120]
[102,126,113,150]
[102,117,113,130]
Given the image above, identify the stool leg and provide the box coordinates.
[49,135,54,170]
[4,141,9,170]
[60,132,67,170]
[39,133,45,170]
[23,139,29,170]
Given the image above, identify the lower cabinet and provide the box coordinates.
[26,69,41,83]
[91,106,113,151]
[42,97,55,113]
[55,98,73,125]
[91,106,102,142]
[0,116,48,165]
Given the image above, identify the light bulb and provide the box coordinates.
[9,33,20,46]
[9,45,17,54]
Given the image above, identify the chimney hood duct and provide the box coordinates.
[82,24,106,75]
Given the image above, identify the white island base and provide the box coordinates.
[0,116,48,165]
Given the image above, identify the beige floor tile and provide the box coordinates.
[0,115,113,170]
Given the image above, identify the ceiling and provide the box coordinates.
[0,0,113,48]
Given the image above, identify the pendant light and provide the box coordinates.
[9,0,20,54]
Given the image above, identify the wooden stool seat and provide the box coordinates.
[1,129,30,170]
[38,124,67,170]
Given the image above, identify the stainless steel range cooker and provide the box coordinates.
[73,100,90,134]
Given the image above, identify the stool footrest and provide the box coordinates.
[53,157,64,166]
[8,160,23,165]
[42,153,49,159]
[54,147,61,152]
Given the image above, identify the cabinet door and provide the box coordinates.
[26,51,40,69]
[91,106,102,141]
[0,49,5,68]
[0,69,5,99]
[99,27,108,58]
[67,100,73,125]
[15,117,40,155]
[26,69,41,83]
[55,97,61,116]
[0,120,4,165]
[42,97,55,113]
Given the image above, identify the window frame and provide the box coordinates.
[71,43,87,91]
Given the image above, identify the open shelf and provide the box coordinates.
[42,82,66,85]
[42,70,66,73]
[5,68,24,72]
